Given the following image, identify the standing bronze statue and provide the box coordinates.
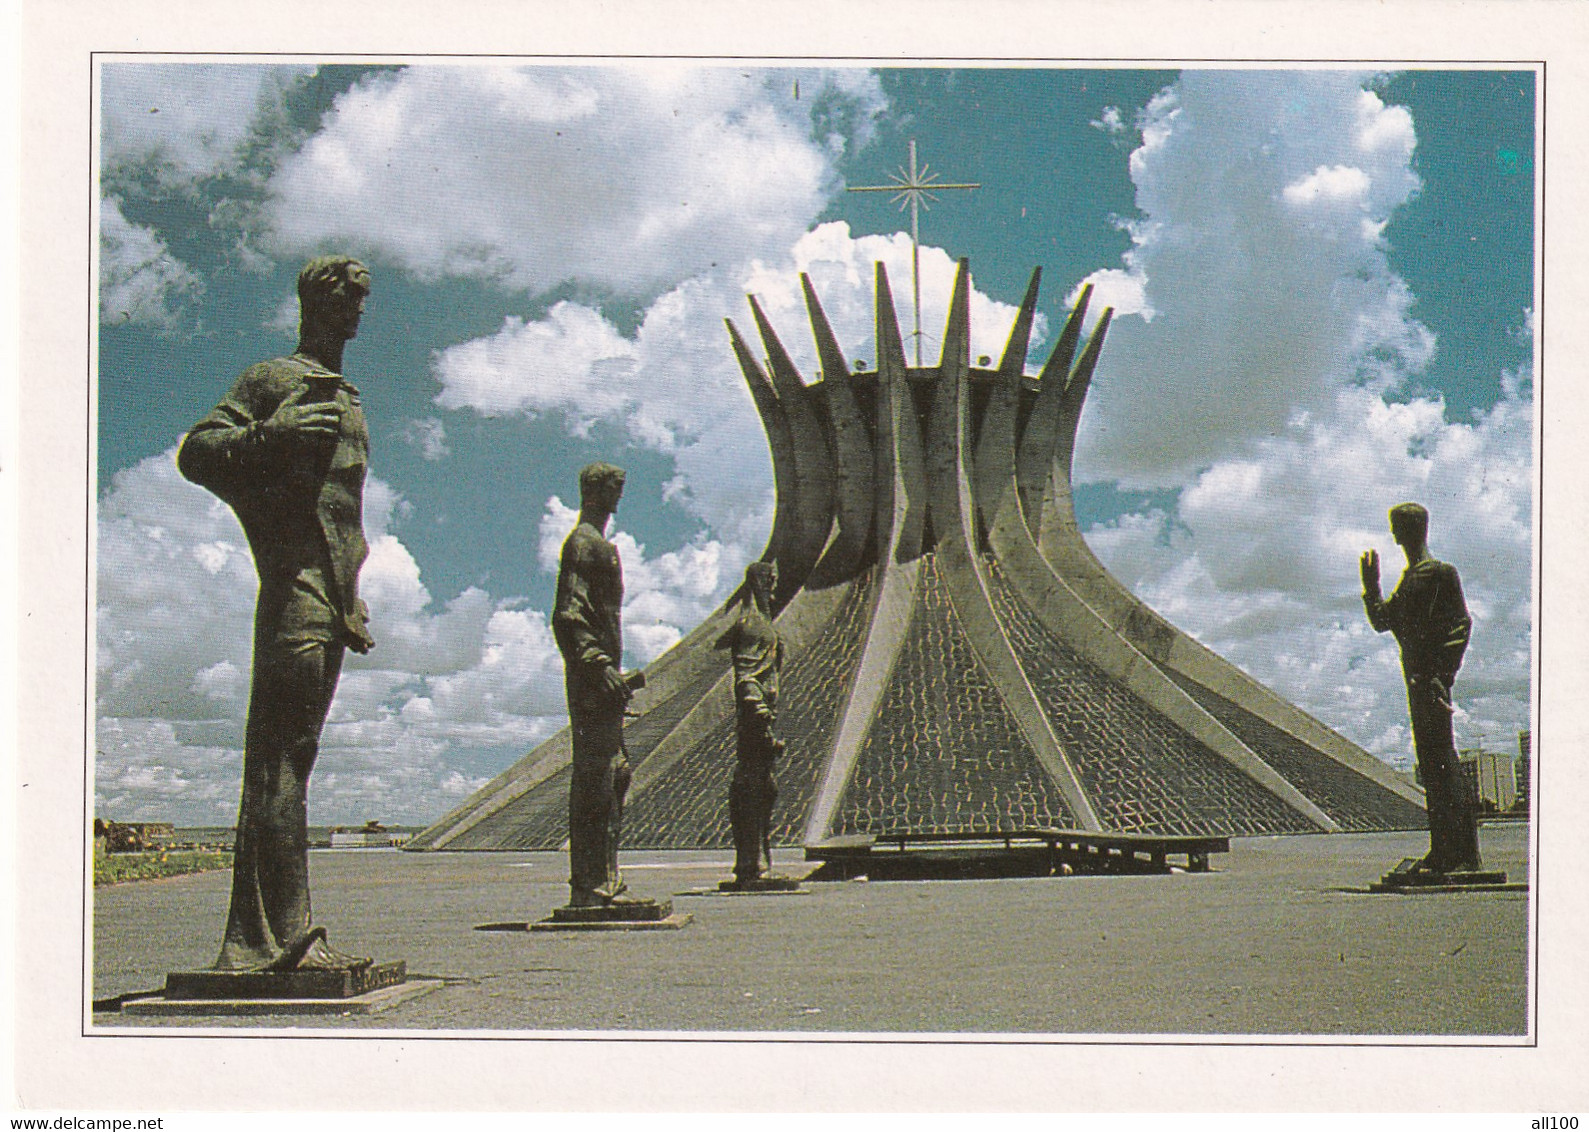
[178,256,376,971]
[1361,502,1483,875]
[724,561,788,888]
[552,462,637,907]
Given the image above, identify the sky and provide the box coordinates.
[94,63,1536,827]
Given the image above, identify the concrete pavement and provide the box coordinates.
[91,822,1529,1036]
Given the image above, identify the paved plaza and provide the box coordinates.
[91,822,1529,1036]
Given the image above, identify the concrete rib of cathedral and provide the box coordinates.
[410,260,1427,852]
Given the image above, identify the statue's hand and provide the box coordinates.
[346,600,375,654]
[1360,548,1380,594]
[600,664,629,702]
[264,384,341,442]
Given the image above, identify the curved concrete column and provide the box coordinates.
[922,261,1102,829]
[726,318,798,584]
[872,263,928,565]
[972,268,1041,548]
[802,274,876,583]
[1014,285,1092,535]
[923,260,975,550]
[802,558,920,844]
[1036,311,1112,561]
[803,264,928,844]
[749,295,836,594]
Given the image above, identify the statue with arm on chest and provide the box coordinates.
[1361,502,1483,875]
[178,255,376,971]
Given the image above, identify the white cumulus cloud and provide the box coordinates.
[1075,72,1435,487]
[100,62,311,184]
[437,221,1042,591]
[95,450,572,825]
[400,417,451,461]
[1282,163,1372,207]
[1075,71,1532,768]
[423,215,1049,710]
[99,196,203,329]
[261,65,886,296]
[537,496,733,668]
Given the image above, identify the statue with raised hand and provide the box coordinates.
[552,462,637,907]
[178,256,376,972]
[1361,502,1482,875]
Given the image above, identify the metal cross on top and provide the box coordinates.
[847,139,980,367]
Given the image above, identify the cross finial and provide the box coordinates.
[848,139,980,367]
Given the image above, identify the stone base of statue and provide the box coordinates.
[1368,857,1522,894]
[530,897,691,931]
[122,961,442,1016]
[166,960,407,998]
[672,875,810,898]
[718,875,805,893]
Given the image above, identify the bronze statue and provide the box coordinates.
[726,561,786,886]
[178,255,375,971]
[552,462,636,907]
[1361,502,1482,874]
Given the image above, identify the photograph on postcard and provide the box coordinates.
[88,60,1535,1037]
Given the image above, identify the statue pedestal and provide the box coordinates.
[1369,858,1523,893]
[718,875,805,893]
[165,960,407,999]
[120,961,442,1016]
[530,897,691,931]
[675,876,809,898]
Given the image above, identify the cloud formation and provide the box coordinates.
[100,62,311,185]
[1076,73,1431,487]
[262,66,887,295]
[94,452,568,825]
[94,446,771,823]
[98,196,203,329]
[92,66,1533,827]
[400,417,451,461]
[537,496,731,666]
[1076,71,1532,767]
[433,221,1039,579]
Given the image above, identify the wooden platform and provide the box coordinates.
[804,828,1229,881]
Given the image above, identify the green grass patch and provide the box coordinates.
[94,849,233,887]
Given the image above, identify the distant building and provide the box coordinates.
[1516,730,1531,812]
[329,820,413,849]
[1458,749,1517,814]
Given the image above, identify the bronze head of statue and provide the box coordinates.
[578,461,627,516]
[297,255,371,347]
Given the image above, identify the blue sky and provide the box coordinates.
[95,64,1535,825]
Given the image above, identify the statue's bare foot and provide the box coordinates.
[298,936,372,971]
[570,882,643,907]
[264,926,326,970]
[265,927,371,971]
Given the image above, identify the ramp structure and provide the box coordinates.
[409,261,1426,852]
